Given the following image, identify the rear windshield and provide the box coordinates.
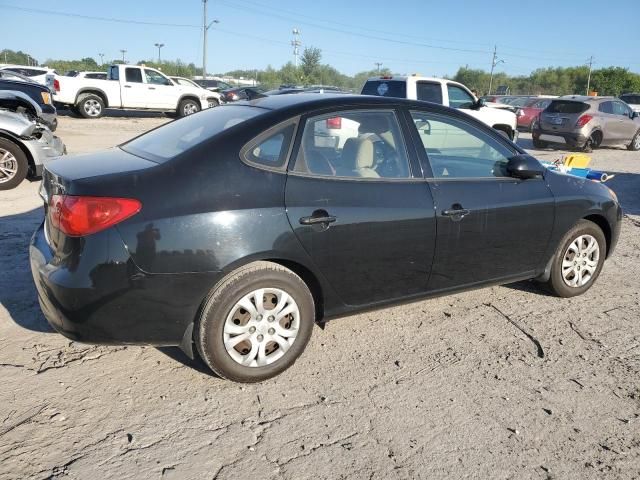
[546,101,589,114]
[361,80,406,98]
[122,106,264,162]
[621,95,640,104]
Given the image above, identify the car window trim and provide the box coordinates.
[288,107,417,182]
[239,116,300,174]
[407,109,521,180]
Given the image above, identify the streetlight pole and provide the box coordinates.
[375,62,383,73]
[488,45,504,95]
[586,55,594,95]
[98,53,105,66]
[120,49,127,64]
[202,0,219,80]
[154,43,165,64]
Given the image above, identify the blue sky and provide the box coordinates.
[1,0,639,76]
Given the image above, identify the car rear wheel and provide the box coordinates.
[628,130,640,151]
[178,98,200,117]
[546,220,606,298]
[76,93,105,119]
[196,261,315,382]
[0,138,28,190]
[582,131,601,153]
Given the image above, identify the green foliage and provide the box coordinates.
[1,49,38,66]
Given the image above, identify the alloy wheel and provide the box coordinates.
[84,99,102,117]
[0,148,18,184]
[223,288,300,367]
[561,234,600,288]
[634,134,640,150]
[183,102,199,116]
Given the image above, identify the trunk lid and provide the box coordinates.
[540,100,589,132]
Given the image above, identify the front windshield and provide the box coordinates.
[122,106,264,163]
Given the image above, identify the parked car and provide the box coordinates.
[362,75,518,141]
[620,93,640,113]
[195,78,234,92]
[517,97,553,131]
[0,92,65,190]
[52,64,219,118]
[65,71,108,80]
[222,86,267,102]
[30,94,621,382]
[532,96,640,151]
[170,76,223,106]
[0,64,57,86]
[0,70,58,131]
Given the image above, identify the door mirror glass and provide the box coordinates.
[633,111,640,119]
[506,154,544,179]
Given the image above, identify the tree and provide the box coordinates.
[300,47,322,82]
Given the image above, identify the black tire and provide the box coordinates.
[627,130,640,151]
[177,98,200,118]
[196,261,315,382]
[0,138,29,190]
[582,131,601,153]
[494,128,511,140]
[532,137,548,149]
[546,219,606,298]
[76,93,105,119]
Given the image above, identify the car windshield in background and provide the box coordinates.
[546,101,589,114]
[121,106,263,162]
[621,95,640,104]
[361,80,407,98]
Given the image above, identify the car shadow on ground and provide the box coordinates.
[0,206,53,333]
[57,107,168,119]
[156,346,217,376]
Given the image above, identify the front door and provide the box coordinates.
[285,108,436,307]
[144,69,178,109]
[408,110,555,291]
[611,101,638,142]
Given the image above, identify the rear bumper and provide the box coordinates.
[532,128,586,147]
[29,222,221,346]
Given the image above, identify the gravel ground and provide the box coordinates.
[1,114,639,480]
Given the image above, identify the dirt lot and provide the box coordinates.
[1,114,639,479]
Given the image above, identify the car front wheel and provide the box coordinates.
[196,261,315,382]
[546,219,606,297]
[178,99,200,117]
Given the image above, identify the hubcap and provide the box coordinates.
[84,99,102,117]
[183,103,198,115]
[0,148,18,183]
[562,234,600,288]
[223,288,300,367]
[634,135,640,149]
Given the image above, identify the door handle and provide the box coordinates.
[299,210,337,226]
[124,85,132,88]
[148,87,156,90]
[442,206,470,219]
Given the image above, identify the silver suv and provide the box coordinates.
[532,96,640,151]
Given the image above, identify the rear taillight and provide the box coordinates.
[49,195,141,236]
[576,114,593,127]
[53,78,60,92]
[326,117,342,129]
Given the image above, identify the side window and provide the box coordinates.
[612,102,630,116]
[110,66,119,81]
[410,111,515,179]
[535,99,551,109]
[598,101,613,114]
[416,82,443,104]
[293,110,411,179]
[242,122,296,170]
[145,69,169,85]
[125,68,143,83]
[447,84,475,109]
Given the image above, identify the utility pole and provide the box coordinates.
[375,62,383,73]
[154,43,165,63]
[291,28,301,68]
[586,55,594,95]
[488,45,504,95]
[120,49,127,64]
[202,0,219,80]
[98,53,105,66]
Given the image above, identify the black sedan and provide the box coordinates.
[30,94,621,382]
[0,70,58,131]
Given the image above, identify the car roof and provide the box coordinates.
[237,92,455,115]
[557,95,615,102]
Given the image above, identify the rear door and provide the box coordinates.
[407,109,555,291]
[121,67,149,108]
[285,108,437,307]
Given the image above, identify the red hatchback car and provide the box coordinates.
[517,98,553,131]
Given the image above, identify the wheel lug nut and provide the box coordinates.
[268,328,275,335]
[249,326,256,333]
[256,315,263,321]
[257,334,264,342]
[268,315,275,322]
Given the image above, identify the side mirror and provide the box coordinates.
[506,154,545,180]
[632,111,639,119]
[471,98,486,110]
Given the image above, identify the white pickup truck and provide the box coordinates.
[361,75,518,141]
[52,64,219,119]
